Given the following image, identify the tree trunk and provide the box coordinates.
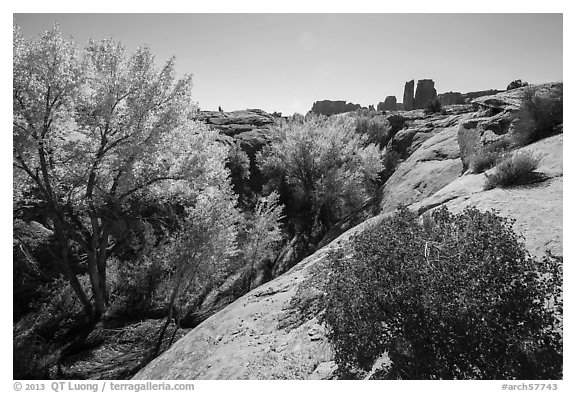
[168,315,180,347]
[52,218,94,320]
[152,272,183,358]
[97,224,112,305]
[87,251,106,321]
[97,247,109,305]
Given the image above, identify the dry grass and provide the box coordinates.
[60,319,189,380]
[469,138,512,174]
[484,152,541,190]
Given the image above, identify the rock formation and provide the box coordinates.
[135,83,563,380]
[378,96,397,111]
[507,79,528,90]
[435,90,502,107]
[195,108,275,206]
[463,89,502,101]
[194,109,275,137]
[310,100,362,116]
[403,80,415,111]
[414,79,437,109]
[438,91,465,106]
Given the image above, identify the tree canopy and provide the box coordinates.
[13,25,235,321]
[256,114,383,237]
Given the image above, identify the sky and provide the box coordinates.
[13,13,563,116]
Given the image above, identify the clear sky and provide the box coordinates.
[13,13,562,115]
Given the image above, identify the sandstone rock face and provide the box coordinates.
[463,89,503,101]
[412,133,563,258]
[378,96,397,111]
[310,100,362,116]
[507,79,529,90]
[136,84,562,380]
[403,80,415,110]
[381,112,474,212]
[438,91,465,106]
[414,79,437,109]
[196,109,277,199]
[195,109,275,136]
[132,217,372,379]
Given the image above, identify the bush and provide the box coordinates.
[13,277,89,378]
[380,148,400,184]
[469,139,512,174]
[257,114,383,238]
[426,97,443,114]
[354,115,392,148]
[512,86,563,146]
[470,150,502,173]
[484,152,540,190]
[457,124,481,172]
[324,206,562,379]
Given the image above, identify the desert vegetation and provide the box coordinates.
[425,97,444,114]
[325,207,562,379]
[256,114,383,247]
[484,152,542,190]
[12,26,286,378]
[468,138,512,174]
[13,22,562,382]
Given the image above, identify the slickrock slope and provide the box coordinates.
[135,84,562,380]
[134,216,383,379]
[412,133,563,258]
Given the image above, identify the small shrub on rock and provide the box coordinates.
[457,124,481,172]
[470,150,502,174]
[425,98,443,114]
[484,152,541,190]
[469,139,512,174]
[325,206,562,379]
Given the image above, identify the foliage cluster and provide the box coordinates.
[325,206,562,379]
[241,192,285,290]
[257,114,383,243]
[469,138,512,174]
[13,25,287,378]
[484,152,541,190]
[426,97,444,114]
[354,114,393,148]
[14,277,89,378]
[13,24,238,322]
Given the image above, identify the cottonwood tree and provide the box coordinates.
[242,192,284,290]
[152,185,241,356]
[13,25,231,322]
[256,115,383,239]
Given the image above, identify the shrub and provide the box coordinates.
[13,277,89,378]
[324,206,562,379]
[484,152,540,190]
[469,139,512,174]
[257,115,383,238]
[354,115,392,148]
[511,85,563,146]
[457,124,481,172]
[470,150,503,173]
[426,97,443,114]
[380,148,400,184]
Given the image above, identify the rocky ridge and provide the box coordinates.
[135,83,563,380]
